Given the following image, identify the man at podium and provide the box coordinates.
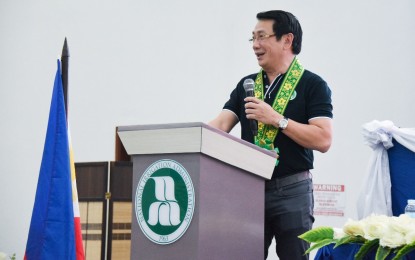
[209,10,333,260]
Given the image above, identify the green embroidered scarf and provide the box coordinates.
[254,57,304,156]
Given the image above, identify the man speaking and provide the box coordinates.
[209,10,333,259]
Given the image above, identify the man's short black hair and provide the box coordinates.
[256,10,302,54]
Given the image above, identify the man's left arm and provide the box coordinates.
[278,117,332,153]
[244,97,332,153]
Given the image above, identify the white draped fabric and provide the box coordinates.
[357,120,415,219]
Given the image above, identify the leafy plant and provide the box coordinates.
[299,214,415,260]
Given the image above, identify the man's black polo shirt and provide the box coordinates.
[223,70,333,179]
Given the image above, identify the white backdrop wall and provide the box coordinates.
[1,0,415,258]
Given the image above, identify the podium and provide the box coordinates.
[117,122,276,260]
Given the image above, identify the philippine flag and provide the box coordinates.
[25,60,84,260]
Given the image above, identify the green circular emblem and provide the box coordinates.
[290,90,297,100]
[135,159,195,245]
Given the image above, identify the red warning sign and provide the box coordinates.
[313,184,346,217]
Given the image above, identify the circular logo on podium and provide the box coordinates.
[135,159,195,245]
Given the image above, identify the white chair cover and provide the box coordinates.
[356,120,415,219]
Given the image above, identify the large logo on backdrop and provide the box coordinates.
[135,159,195,245]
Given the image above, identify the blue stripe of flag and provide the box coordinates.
[25,60,76,260]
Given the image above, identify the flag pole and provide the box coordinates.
[60,38,86,260]
[61,38,69,121]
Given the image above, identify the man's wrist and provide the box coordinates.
[278,117,289,130]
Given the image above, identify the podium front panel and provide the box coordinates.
[130,152,264,260]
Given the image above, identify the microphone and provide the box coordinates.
[243,78,258,136]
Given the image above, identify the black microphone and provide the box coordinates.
[243,78,258,136]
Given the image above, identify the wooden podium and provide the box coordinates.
[117,122,276,260]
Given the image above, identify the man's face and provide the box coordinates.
[252,20,284,71]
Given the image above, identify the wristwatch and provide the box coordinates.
[278,117,289,130]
